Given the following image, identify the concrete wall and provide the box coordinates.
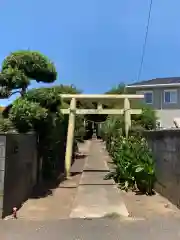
[0,135,6,217]
[0,133,37,218]
[145,129,180,207]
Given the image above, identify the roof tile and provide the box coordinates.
[129,77,180,86]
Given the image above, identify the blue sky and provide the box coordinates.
[0,0,180,105]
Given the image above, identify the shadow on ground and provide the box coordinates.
[30,153,88,199]
[30,177,65,199]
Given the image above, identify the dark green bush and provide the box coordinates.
[0,50,57,98]
[5,84,87,180]
[102,105,156,195]
[25,87,62,112]
[132,105,157,130]
[0,118,15,132]
[38,112,68,180]
[0,49,83,180]
[105,135,155,195]
[9,98,48,133]
[74,116,86,142]
[2,50,57,83]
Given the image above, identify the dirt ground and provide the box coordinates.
[121,189,180,220]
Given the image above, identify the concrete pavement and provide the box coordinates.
[70,139,129,218]
[1,217,180,239]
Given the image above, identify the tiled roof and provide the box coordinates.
[128,77,180,86]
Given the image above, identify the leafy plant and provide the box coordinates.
[131,105,157,130]
[0,118,14,132]
[25,87,62,112]
[101,104,156,195]
[105,135,155,194]
[9,98,48,133]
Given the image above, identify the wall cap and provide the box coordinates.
[0,131,36,136]
[144,129,180,138]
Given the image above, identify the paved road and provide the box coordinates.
[1,217,180,239]
[70,139,128,218]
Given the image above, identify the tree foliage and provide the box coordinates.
[25,87,62,112]
[0,118,14,132]
[9,98,48,133]
[53,84,81,95]
[0,49,87,179]
[0,50,57,98]
[105,83,126,95]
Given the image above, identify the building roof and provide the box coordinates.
[127,77,180,88]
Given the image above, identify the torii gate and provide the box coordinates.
[60,94,144,178]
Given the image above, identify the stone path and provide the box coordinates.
[70,139,128,218]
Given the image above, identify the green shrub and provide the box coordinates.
[9,98,48,133]
[0,118,15,132]
[2,50,57,83]
[0,49,85,180]
[101,105,156,195]
[39,112,68,180]
[132,105,157,130]
[0,50,57,98]
[106,136,155,195]
[100,115,123,151]
[25,87,62,112]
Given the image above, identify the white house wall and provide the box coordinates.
[156,109,180,128]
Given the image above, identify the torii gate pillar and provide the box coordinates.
[65,98,76,178]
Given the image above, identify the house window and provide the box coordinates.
[144,91,153,104]
[164,90,177,104]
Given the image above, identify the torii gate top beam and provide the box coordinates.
[60,94,144,100]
